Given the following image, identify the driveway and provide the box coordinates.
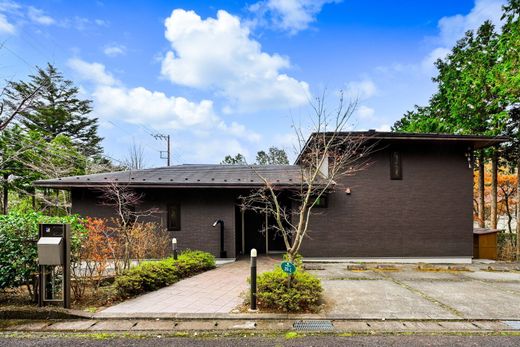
[98,258,520,320]
[97,256,278,317]
[309,262,520,320]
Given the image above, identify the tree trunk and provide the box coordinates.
[478,152,486,228]
[2,173,8,215]
[517,158,520,261]
[491,150,498,229]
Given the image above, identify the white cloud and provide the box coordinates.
[356,105,375,119]
[160,9,310,113]
[421,0,505,71]
[93,85,219,130]
[0,13,15,33]
[437,0,505,47]
[420,47,451,72]
[189,138,251,163]
[217,121,262,142]
[376,124,391,132]
[103,44,126,57]
[27,6,55,25]
[69,58,260,146]
[345,79,377,100]
[68,58,119,86]
[249,0,339,34]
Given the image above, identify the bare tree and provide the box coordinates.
[98,181,159,271]
[0,84,43,131]
[242,93,374,262]
[123,141,146,170]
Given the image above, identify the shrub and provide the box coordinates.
[256,267,322,312]
[115,250,215,298]
[0,210,86,297]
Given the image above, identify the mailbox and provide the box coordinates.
[37,223,71,308]
[37,237,64,265]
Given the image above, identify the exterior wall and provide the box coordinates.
[71,141,474,259]
[71,188,239,258]
[300,142,474,257]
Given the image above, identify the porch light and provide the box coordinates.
[345,187,351,195]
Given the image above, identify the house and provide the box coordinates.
[34,131,506,263]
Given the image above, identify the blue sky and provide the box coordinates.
[0,0,506,166]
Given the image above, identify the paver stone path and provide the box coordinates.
[98,256,278,315]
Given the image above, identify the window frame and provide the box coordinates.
[390,150,402,180]
[313,195,328,208]
[167,203,181,231]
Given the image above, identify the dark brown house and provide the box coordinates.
[34,132,505,263]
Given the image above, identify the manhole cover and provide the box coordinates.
[503,321,520,330]
[293,320,334,331]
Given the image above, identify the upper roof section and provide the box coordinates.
[35,131,508,190]
[34,164,306,189]
[295,131,508,164]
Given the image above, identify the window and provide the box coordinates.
[313,195,328,208]
[390,151,402,180]
[167,204,181,231]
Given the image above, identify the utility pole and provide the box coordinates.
[152,133,171,166]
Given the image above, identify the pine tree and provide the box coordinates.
[7,64,103,156]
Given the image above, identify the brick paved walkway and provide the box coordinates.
[97,256,279,316]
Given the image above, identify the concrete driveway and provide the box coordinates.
[309,262,520,320]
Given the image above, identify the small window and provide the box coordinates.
[167,204,181,231]
[390,151,402,180]
[313,195,328,208]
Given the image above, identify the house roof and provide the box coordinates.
[34,164,308,189]
[295,131,509,164]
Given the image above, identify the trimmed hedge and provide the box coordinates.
[114,250,216,298]
[256,267,322,312]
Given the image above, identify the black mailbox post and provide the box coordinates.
[37,224,71,309]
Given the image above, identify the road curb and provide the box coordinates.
[0,307,92,320]
[2,318,519,334]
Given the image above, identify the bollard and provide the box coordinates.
[172,238,178,260]
[250,248,257,311]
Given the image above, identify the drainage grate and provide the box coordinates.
[503,321,520,330]
[293,320,334,331]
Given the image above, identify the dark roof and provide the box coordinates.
[295,131,509,163]
[34,164,307,189]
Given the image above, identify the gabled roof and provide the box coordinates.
[295,131,509,164]
[34,164,307,189]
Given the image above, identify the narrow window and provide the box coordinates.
[167,204,181,231]
[313,195,328,208]
[390,151,402,180]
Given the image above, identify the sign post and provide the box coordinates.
[280,261,296,275]
[281,261,296,290]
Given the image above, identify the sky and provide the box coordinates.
[0,0,507,166]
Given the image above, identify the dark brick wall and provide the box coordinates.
[300,142,473,257]
[71,188,239,258]
[71,142,473,259]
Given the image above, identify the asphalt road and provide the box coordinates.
[1,335,520,347]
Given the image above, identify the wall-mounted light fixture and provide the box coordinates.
[465,148,473,169]
[345,187,351,195]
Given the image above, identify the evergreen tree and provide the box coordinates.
[256,147,290,165]
[6,64,103,156]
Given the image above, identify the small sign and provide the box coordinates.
[281,261,296,274]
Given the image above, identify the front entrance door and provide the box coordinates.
[235,203,288,256]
